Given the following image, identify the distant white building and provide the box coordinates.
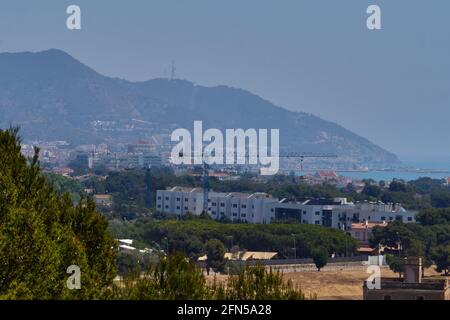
[207,192,278,223]
[157,187,205,216]
[156,187,416,229]
[156,187,277,223]
[268,198,416,231]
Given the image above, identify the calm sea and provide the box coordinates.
[340,171,449,182]
[341,159,450,182]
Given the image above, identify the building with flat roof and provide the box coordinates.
[268,198,415,231]
[198,251,278,262]
[363,257,450,300]
[156,187,416,230]
[156,187,277,223]
[93,194,113,207]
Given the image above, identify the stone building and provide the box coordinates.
[363,257,450,300]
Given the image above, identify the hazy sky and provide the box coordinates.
[0,0,449,162]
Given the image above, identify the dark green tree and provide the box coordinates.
[205,239,226,273]
[311,248,328,271]
[386,254,405,279]
[431,245,450,276]
[362,184,382,198]
[0,128,117,299]
[114,253,210,300]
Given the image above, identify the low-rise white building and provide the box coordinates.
[267,198,416,231]
[157,187,205,216]
[156,187,416,229]
[208,192,278,223]
[156,187,277,223]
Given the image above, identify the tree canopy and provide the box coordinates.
[0,128,117,299]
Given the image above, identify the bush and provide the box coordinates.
[311,248,328,271]
[114,254,310,300]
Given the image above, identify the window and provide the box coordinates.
[241,214,246,218]
[165,205,168,209]
[165,197,169,201]
[184,207,188,210]
[241,205,247,209]
[233,213,237,217]
[157,205,161,208]
[302,220,308,224]
[416,296,424,300]
[315,220,320,225]
[271,208,274,212]
[383,296,392,300]
[389,217,393,221]
[408,217,413,221]
[212,202,217,206]
[381,216,386,221]
[157,196,162,200]
[185,198,188,202]
[176,197,180,202]
[233,204,238,208]
[176,206,180,210]
[303,211,307,215]
[315,211,320,216]
[220,203,225,207]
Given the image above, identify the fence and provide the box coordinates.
[196,255,369,269]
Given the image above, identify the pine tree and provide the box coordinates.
[0,128,117,299]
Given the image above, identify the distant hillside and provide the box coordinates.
[0,49,399,165]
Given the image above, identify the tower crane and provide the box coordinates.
[277,152,338,173]
[178,151,338,213]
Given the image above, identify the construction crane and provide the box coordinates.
[277,152,338,173]
[178,151,338,213]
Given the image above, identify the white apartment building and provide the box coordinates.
[208,192,278,224]
[268,198,416,231]
[156,187,278,223]
[156,187,416,229]
[157,187,205,216]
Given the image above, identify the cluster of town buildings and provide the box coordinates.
[22,139,382,190]
[22,139,170,173]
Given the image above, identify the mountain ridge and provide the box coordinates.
[0,49,399,166]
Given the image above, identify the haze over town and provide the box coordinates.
[0,0,449,165]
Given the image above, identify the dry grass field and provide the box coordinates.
[206,266,442,300]
[282,268,396,300]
